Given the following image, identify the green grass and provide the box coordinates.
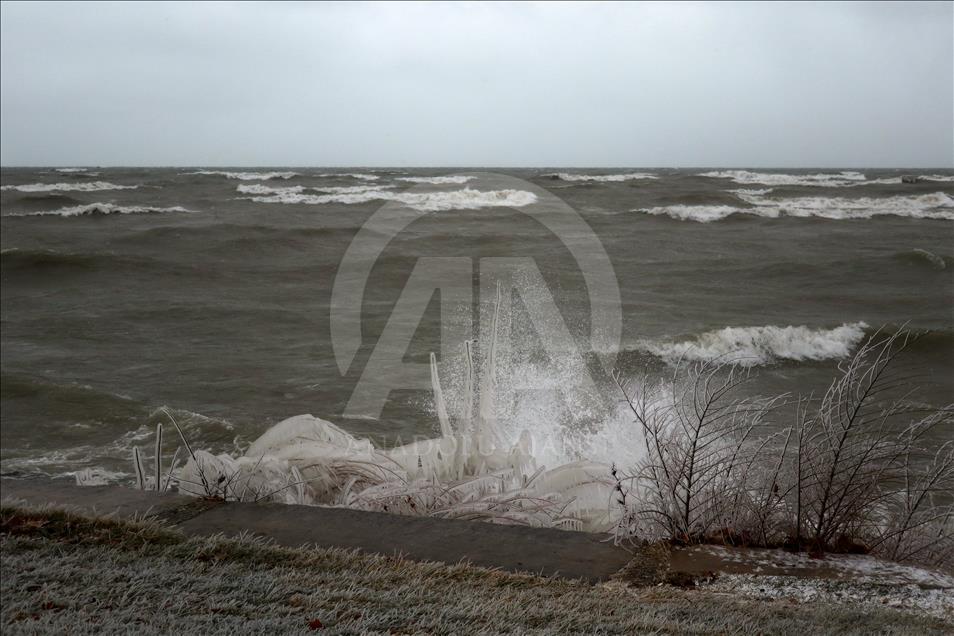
[1,505,950,635]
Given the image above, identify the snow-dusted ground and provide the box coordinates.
[682,546,954,621]
[700,574,953,621]
[679,544,954,587]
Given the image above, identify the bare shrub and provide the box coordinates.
[614,357,784,544]
[785,330,953,565]
[616,328,954,569]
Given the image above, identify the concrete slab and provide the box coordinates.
[1,477,632,582]
[175,500,632,582]
[1,476,196,520]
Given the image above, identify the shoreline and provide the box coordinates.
[3,476,952,587]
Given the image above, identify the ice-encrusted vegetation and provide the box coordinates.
[614,329,953,568]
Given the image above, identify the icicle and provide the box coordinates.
[430,352,453,439]
[154,421,163,492]
[462,339,475,435]
[133,447,145,490]
[477,281,502,450]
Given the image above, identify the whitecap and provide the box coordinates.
[14,204,192,218]
[317,172,380,181]
[394,175,475,185]
[729,188,774,196]
[635,192,954,222]
[636,204,762,222]
[243,186,537,212]
[547,172,658,182]
[236,184,305,196]
[700,170,868,187]
[736,191,954,220]
[0,181,139,192]
[236,184,393,196]
[636,322,870,367]
[188,170,299,181]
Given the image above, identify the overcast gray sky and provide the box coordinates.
[1,1,951,167]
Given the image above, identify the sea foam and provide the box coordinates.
[636,322,870,367]
[188,170,299,181]
[236,183,392,196]
[0,181,139,192]
[547,172,658,182]
[15,204,191,218]
[395,175,475,185]
[635,192,954,222]
[243,186,537,212]
[699,170,869,187]
[700,170,954,188]
[317,173,380,181]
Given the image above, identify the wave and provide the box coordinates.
[0,181,139,192]
[187,170,299,181]
[699,170,869,187]
[317,172,379,181]
[0,248,185,275]
[636,192,954,222]
[236,183,392,196]
[904,249,948,270]
[729,187,774,196]
[11,203,192,218]
[52,168,103,177]
[635,322,870,367]
[700,170,954,188]
[635,204,748,222]
[545,172,658,182]
[1,248,101,271]
[10,193,84,205]
[243,186,538,212]
[1,373,237,480]
[394,175,474,185]
[736,191,954,220]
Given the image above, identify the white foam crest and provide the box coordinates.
[16,204,191,218]
[244,187,537,211]
[547,172,658,182]
[729,188,774,196]
[236,184,305,196]
[55,168,89,173]
[188,170,299,180]
[637,204,763,222]
[237,183,394,196]
[395,175,475,185]
[636,192,954,222]
[0,181,139,192]
[312,185,397,194]
[317,172,380,181]
[737,191,954,220]
[700,170,868,187]
[636,322,870,367]
[920,174,954,182]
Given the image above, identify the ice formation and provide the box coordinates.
[176,285,619,531]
